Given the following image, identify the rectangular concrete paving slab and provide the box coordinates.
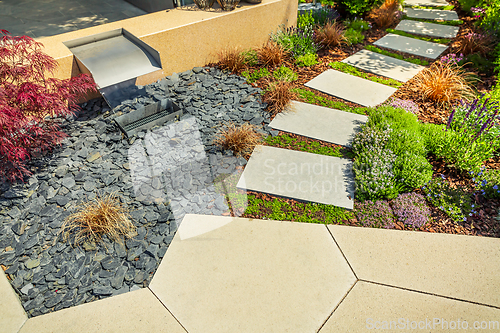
[328,225,500,307]
[373,33,448,59]
[150,214,356,333]
[269,101,368,147]
[404,0,450,6]
[396,19,459,38]
[405,7,459,20]
[305,69,397,107]
[341,49,424,82]
[320,281,500,332]
[19,289,186,333]
[236,145,355,209]
[0,269,27,333]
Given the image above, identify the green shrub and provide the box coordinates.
[344,17,371,31]
[394,152,433,190]
[270,25,318,59]
[462,53,495,75]
[297,11,315,31]
[422,175,475,223]
[338,0,380,16]
[423,98,500,172]
[470,167,500,199]
[295,53,319,67]
[457,0,479,12]
[241,49,259,66]
[273,65,298,82]
[242,67,270,83]
[344,28,365,46]
[479,1,500,36]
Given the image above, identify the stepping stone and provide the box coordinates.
[373,33,448,59]
[150,214,356,333]
[404,7,459,21]
[396,19,459,38]
[305,69,397,107]
[269,101,368,147]
[404,0,450,6]
[342,49,424,83]
[236,145,355,209]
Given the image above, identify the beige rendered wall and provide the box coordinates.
[38,0,297,89]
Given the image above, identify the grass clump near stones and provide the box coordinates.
[244,195,354,224]
[213,122,263,158]
[273,65,298,82]
[60,192,136,247]
[216,47,246,72]
[413,61,476,105]
[386,28,451,45]
[262,79,298,115]
[242,67,270,84]
[294,53,319,67]
[292,88,369,115]
[402,16,463,26]
[364,45,429,66]
[329,61,403,88]
[406,4,455,10]
[258,41,288,67]
[314,21,347,49]
[265,134,344,157]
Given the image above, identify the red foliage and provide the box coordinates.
[0,30,96,183]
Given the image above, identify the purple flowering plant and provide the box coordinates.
[439,97,500,172]
[421,174,475,223]
[355,200,395,229]
[391,193,431,229]
[384,97,419,114]
[440,53,465,66]
[470,166,500,199]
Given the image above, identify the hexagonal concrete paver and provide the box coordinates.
[150,214,356,333]
[0,269,27,333]
[328,225,500,308]
[19,289,186,333]
[320,281,500,332]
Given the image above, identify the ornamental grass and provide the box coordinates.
[367,0,401,29]
[213,122,263,158]
[262,79,298,115]
[59,192,136,247]
[216,46,246,72]
[257,41,288,67]
[456,32,493,56]
[413,61,476,105]
[314,21,347,48]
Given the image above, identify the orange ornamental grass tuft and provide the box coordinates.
[456,31,494,56]
[413,61,476,105]
[217,46,246,72]
[262,79,298,116]
[367,0,401,29]
[59,192,136,247]
[213,122,263,158]
[314,21,347,48]
[257,41,288,67]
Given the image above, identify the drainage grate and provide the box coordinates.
[115,99,182,137]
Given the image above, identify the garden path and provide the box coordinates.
[239,3,455,208]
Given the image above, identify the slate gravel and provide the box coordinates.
[0,66,271,317]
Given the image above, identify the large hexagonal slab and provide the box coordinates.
[149,214,356,332]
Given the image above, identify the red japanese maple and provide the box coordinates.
[0,30,96,183]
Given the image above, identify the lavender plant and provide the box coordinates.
[470,167,500,199]
[438,97,500,172]
[391,192,431,229]
[355,200,395,229]
[270,26,319,59]
[421,175,475,223]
